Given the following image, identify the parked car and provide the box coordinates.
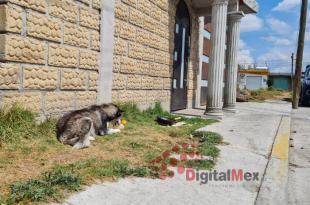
[300,65,310,106]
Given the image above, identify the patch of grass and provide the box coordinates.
[185,159,214,170]
[0,105,37,145]
[70,159,155,179]
[197,142,220,158]
[0,105,57,147]
[248,88,291,102]
[5,168,81,204]
[192,131,223,144]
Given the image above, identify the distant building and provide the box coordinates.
[268,73,293,91]
[238,69,269,90]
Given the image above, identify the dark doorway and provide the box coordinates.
[171,0,191,111]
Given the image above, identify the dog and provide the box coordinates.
[56,103,123,149]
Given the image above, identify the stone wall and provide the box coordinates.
[0,0,100,116]
[112,0,199,110]
[0,0,200,115]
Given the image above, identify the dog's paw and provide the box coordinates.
[107,128,121,135]
[73,142,84,149]
[73,141,90,149]
[89,136,96,141]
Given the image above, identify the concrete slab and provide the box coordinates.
[256,116,290,205]
[52,102,292,205]
[288,106,310,205]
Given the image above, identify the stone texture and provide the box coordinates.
[136,28,149,45]
[150,6,161,22]
[118,90,147,103]
[154,0,168,11]
[120,22,136,41]
[44,92,75,113]
[0,4,22,33]
[113,56,121,72]
[115,1,128,21]
[122,0,136,7]
[79,49,99,70]
[0,35,45,64]
[48,43,78,67]
[149,63,170,77]
[76,91,97,109]
[91,30,100,51]
[88,71,98,90]
[136,60,149,75]
[79,7,99,30]
[120,57,138,74]
[23,66,58,90]
[1,92,41,112]
[147,90,170,102]
[143,14,156,32]
[163,78,171,89]
[141,76,153,89]
[49,0,78,23]
[128,42,144,59]
[61,69,88,90]
[0,63,19,89]
[129,8,144,27]
[64,23,89,48]
[112,73,127,89]
[127,74,141,89]
[114,38,128,55]
[137,0,151,14]
[27,11,62,42]
[79,0,91,5]
[7,0,46,13]
[92,0,100,9]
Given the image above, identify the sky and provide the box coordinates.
[238,0,310,73]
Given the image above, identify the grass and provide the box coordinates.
[0,102,221,204]
[248,87,292,102]
[6,168,81,204]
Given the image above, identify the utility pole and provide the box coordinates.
[293,0,308,109]
[291,53,294,91]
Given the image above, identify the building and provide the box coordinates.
[0,0,258,118]
[238,69,269,90]
[269,72,293,91]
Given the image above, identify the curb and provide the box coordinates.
[255,115,290,205]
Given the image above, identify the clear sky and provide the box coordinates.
[239,0,309,73]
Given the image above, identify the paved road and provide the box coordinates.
[53,101,292,205]
[288,106,310,205]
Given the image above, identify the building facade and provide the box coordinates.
[0,0,258,117]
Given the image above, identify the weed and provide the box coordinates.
[197,142,220,158]
[0,105,37,144]
[5,168,81,204]
[8,179,56,204]
[185,159,214,170]
[192,131,223,144]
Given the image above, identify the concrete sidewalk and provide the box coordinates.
[54,101,291,205]
[288,106,310,204]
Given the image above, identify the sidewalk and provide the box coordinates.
[54,101,291,205]
[288,106,310,204]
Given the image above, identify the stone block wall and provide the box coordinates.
[112,0,173,109]
[112,0,199,110]
[0,0,100,116]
